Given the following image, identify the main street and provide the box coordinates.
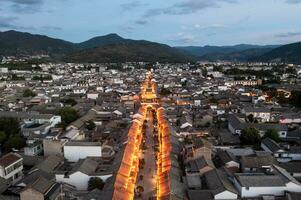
[113,72,171,200]
[135,110,157,199]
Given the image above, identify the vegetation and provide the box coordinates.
[290,91,301,108]
[0,117,26,151]
[66,42,195,63]
[23,89,37,97]
[32,75,52,81]
[255,41,301,63]
[159,87,171,96]
[88,177,105,191]
[240,127,261,145]
[57,107,79,129]
[11,74,25,81]
[85,120,96,131]
[60,98,77,106]
[247,114,254,123]
[264,129,280,143]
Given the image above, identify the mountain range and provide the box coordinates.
[0,30,300,63]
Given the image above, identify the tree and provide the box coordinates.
[23,89,36,97]
[247,114,254,123]
[264,129,280,143]
[61,98,77,106]
[290,90,301,108]
[85,120,96,131]
[4,135,26,151]
[240,127,261,145]
[0,132,7,145]
[57,107,79,125]
[87,177,105,191]
[202,68,208,77]
[159,87,171,96]
[0,117,25,151]
[0,117,20,136]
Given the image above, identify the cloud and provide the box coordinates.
[0,16,61,32]
[274,31,301,38]
[135,20,148,25]
[122,25,135,33]
[0,16,20,29]
[144,0,237,17]
[2,0,45,12]
[194,23,227,30]
[121,1,148,11]
[40,26,62,31]
[285,0,301,4]
[168,32,197,44]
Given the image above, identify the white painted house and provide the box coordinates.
[64,141,102,162]
[55,158,112,190]
[0,153,23,183]
[234,165,301,198]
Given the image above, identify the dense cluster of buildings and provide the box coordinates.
[0,61,300,199]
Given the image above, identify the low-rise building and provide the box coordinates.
[64,141,102,162]
[0,153,23,183]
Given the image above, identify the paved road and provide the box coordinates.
[135,110,157,200]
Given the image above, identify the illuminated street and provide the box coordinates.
[134,110,157,199]
[113,72,172,200]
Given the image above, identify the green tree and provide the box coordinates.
[0,131,6,145]
[247,114,254,123]
[290,90,301,108]
[159,87,171,96]
[4,135,26,151]
[202,68,208,77]
[61,98,77,106]
[23,89,36,97]
[240,127,261,145]
[87,177,105,191]
[0,117,20,136]
[85,120,96,131]
[264,129,280,143]
[0,117,25,151]
[57,107,79,125]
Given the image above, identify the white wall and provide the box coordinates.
[241,186,285,197]
[64,146,102,162]
[234,179,301,198]
[215,191,237,200]
[56,172,112,190]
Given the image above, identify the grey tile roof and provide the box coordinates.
[28,176,56,195]
[204,169,237,195]
[241,154,274,169]
[261,137,282,153]
[235,174,286,187]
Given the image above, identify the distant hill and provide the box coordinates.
[1,30,301,63]
[76,33,131,49]
[66,41,195,63]
[176,44,279,59]
[252,41,301,63]
[0,30,194,63]
[199,47,275,62]
[0,30,75,57]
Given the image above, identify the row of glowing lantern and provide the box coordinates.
[156,107,172,200]
[112,106,147,200]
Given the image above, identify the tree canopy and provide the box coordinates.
[159,87,171,96]
[57,107,79,125]
[264,129,280,143]
[23,89,36,97]
[240,127,261,145]
[88,177,105,191]
[0,117,25,151]
[85,120,96,131]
